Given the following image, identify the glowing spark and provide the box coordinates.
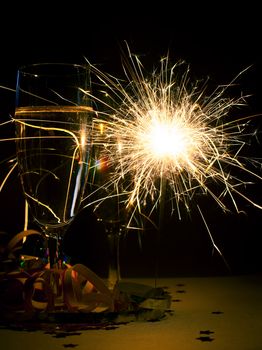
[84,48,262,225]
[23,200,29,232]
[24,192,62,223]
[13,115,81,146]
[146,119,187,158]
[0,161,17,192]
[80,129,86,149]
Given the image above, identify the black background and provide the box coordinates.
[1,2,262,278]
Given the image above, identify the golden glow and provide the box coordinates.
[83,49,262,222]
[99,122,104,134]
[80,129,86,149]
[138,109,201,164]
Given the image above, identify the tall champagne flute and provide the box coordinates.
[14,63,94,269]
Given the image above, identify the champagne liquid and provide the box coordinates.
[15,106,93,228]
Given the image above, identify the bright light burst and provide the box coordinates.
[84,46,262,224]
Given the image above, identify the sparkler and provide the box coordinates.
[83,45,262,245]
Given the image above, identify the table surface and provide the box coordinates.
[1,274,262,350]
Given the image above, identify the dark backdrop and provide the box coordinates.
[1,2,262,277]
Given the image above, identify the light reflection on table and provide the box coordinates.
[1,274,262,350]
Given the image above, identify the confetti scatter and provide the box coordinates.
[63,344,79,348]
[196,330,215,341]
[200,330,215,335]
[196,336,215,342]
[212,310,224,315]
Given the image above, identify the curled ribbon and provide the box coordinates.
[0,230,115,321]
[63,264,114,313]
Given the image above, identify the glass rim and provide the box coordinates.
[18,62,90,77]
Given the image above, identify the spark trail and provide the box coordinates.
[83,48,262,229]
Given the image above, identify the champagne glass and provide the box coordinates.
[89,120,128,290]
[14,62,94,269]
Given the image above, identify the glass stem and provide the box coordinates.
[44,233,65,309]
[106,223,122,290]
[47,236,59,268]
[44,226,67,269]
